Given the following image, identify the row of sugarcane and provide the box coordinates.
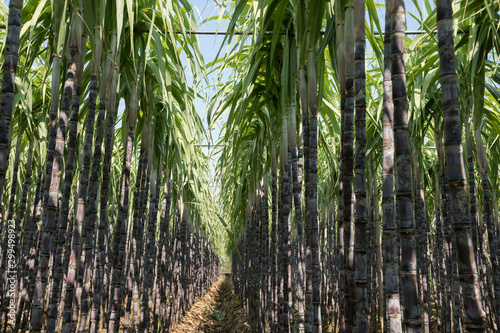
[0,148,220,333]
[231,120,498,333]
[0,114,221,331]
[226,0,499,331]
[0,0,222,332]
[231,113,500,332]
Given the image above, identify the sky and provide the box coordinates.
[183,0,231,191]
[117,0,228,143]
[183,0,231,144]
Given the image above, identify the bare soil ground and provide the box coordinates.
[172,276,252,333]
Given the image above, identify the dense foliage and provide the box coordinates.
[0,0,499,331]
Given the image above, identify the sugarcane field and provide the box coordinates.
[0,0,499,332]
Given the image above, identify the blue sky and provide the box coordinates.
[185,0,230,144]
[117,0,229,146]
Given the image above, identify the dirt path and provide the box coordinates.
[172,276,252,333]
